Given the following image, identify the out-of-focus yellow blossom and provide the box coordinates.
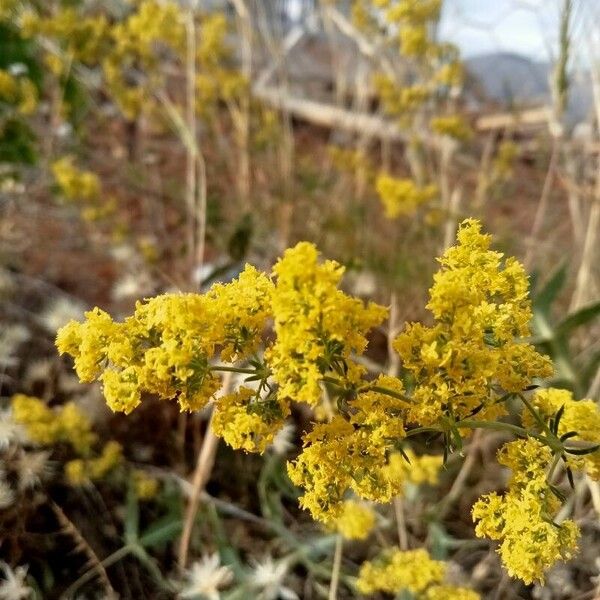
[430,115,472,142]
[0,0,18,19]
[394,219,553,426]
[64,459,87,485]
[424,586,481,600]
[266,242,386,406]
[195,13,247,113]
[434,61,465,87]
[133,469,160,500]
[524,388,600,479]
[383,448,443,490]
[328,146,373,178]
[212,387,289,454]
[65,441,123,485]
[386,0,442,24]
[351,0,378,32]
[52,157,101,202]
[399,24,430,57]
[103,0,185,118]
[11,394,96,455]
[288,376,407,521]
[89,441,123,479]
[20,9,109,67]
[81,196,117,222]
[493,140,519,180]
[472,438,579,584]
[356,548,445,595]
[0,69,38,115]
[376,174,438,218]
[330,500,375,540]
[374,75,431,116]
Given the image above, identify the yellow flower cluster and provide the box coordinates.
[133,469,160,500]
[374,75,431,117]
[16,1,244,121]
[11,394,96,455]
[65,441,123,485]
[195,13,247,114]
[20,8,109,72]
[492,140,519,180]
[287,376,408,521]
[394,219,553,425]
[356,547,480,599]
[375,174,438,218]
[211,387,288,454]
[57,265,273,414]
[0,69,38,115]
[360,0,463,119]
[383,448,443,489]
[472,438,579,584]
[52,156,101,202]
[104,0,185,118]
[524,388,600,479]
[430,115,473,142]
[330,500,375,540]
[266,242,387,406]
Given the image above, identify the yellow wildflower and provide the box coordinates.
[133,469,160,500]
[384,448,443,489]
[394,219,553,426]
[0,69,38,115]
[65,459,87,485]
[472,438,579,584]
[356,548,445,595]
[11,394,96,455]
[51,157,101,202]
[288,378,408,522]
[211,387,289,454]
[430,115,472,142]
[65,441,123,485]
[424,586,481,600]
[525,388,600,479]
[331,500,375,540]
[376,174,438,218]
[266,242,386,406]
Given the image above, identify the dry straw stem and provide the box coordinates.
[570,45,600,311]
[177,372,232,569]
[524,135,560,271]
[328,534,343,600]
[185,7,199,279]
[230,0,252,211]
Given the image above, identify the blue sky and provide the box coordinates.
[438,0,561,60]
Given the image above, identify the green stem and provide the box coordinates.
[547,452,562,484]
[457,419,534,439]
[210,365,256,375]
[518,392,554,437]
[368,385,414,404]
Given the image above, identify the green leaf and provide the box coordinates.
[124,484,140,544]
[565,443,600,456]
[559,431,578,442]
[532,264,567,316]
[556,301,600,338]
[139,519,183,548]
[581,349,600,393]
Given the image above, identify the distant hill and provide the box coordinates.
[465,52,593,128]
